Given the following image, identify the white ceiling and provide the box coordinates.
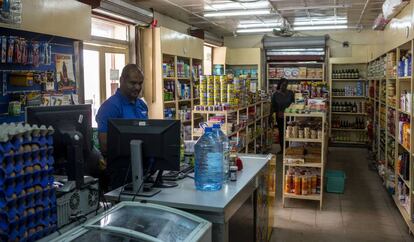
[129,0,385,36]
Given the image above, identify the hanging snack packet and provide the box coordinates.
[14,37,22,64]
[32,41,40,67]
[39,42,46,65]
[1,36,6,63]
[21,39,28,65]
[7,36,15,63]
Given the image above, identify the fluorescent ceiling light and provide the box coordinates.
[294,25,348,30]
[236,28,276,33]
[204,9,271,17]
[204,1,269,11]
[294,20,348,26]
[238,22,281,28]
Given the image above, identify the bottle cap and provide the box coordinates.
[204,127,213,133]
[212,123,221,129]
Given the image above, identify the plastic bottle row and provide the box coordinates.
[1,154,54,176]
[0,169,54,197]
[0,206,57,242]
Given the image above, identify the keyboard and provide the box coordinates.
[163,164,194,181]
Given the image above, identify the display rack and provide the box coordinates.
[329,63,369,146]
[161,54,202,140]
[191,100,272,154]
[282,112,327,209]
[368,40,414,234]
[267,62,325,93]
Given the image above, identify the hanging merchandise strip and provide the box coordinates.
[0,27,78,123]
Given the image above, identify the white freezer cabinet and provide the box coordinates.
[50,202,212,242]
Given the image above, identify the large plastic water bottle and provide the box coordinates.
[194,127,223,191]
[212,123,230,182]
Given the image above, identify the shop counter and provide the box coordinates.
[105,154,272,242]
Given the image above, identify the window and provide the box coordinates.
[203,45,212,75]
[83,16,129,127]
[91,17,128,41]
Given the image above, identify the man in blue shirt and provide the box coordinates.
[96,64,148,189]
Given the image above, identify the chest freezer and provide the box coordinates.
[49,201,212,242]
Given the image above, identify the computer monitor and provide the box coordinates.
[26,104,92,188]
[107,119,181,194]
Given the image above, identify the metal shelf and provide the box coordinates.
[283,193,321,201]
[332,79,366,81]
[331,112,367,116]
[285,138,322,143]
[283,162,322,168]
[332,96,367,99]
[331,128,367,132]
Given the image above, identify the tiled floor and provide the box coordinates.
[270,147,414,242]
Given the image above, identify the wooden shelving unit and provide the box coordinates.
[141,27,204,141]
[191,101,272,154]
[266,62,325,93]
[282,112,327,209]
[329,62,369,146]
[368,40,414,234]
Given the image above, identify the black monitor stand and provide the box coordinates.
[153,170,178,188]
[121,140,161,197]
[64,131,85,189]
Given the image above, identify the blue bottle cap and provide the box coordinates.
[212,123,221,129]
[204,127,213,133]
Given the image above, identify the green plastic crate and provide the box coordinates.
[326,170,346,193]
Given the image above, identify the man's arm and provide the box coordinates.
[96,102,119,157]
[98,132,108,157]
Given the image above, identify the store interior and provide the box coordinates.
[1,0,414,241]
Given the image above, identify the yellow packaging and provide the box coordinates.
[299,67,307,78]
[199,75,207,106]
[213,75,221,105]
[220,76,228,104]
[207,75,214,106]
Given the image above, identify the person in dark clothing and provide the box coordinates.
[271,78,294,154]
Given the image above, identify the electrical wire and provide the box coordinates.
[117,162,132,203]
[131,160,156,202]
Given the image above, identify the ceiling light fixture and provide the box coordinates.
[205,1,269,11]
[294,25,348,31]
[294,20,348,26]
[236,28,277,33]
[238,22,282,28]
[204,9,271,17]
[277,4,351,11]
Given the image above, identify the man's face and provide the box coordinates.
[280,81,288,91]
[121,71,143,100]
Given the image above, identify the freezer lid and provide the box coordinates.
[88,203,203,241]
[69,229,148,242]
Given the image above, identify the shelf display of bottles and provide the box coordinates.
[164,107,176,119]
[177,82,191,100]
[177,59,190,78]
[163,80,176,101]
[332,69,360,79]
[284,168,321,195]
[400,90,412,114]
[398,114,410,150]
[387,108,396,136]
[162,60,175,78]
[226,65,258,79]
[368,56,386,78]
[331,117,366,129]
[287,81,329,98]
[397,51,412,77]
[332,83,365,97]
[332,101,366,113]
[331,131,369,143]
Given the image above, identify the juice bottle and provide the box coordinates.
[301,176,308,195]
[294,174,301,195]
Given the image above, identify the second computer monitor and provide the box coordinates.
[107,119,181,177]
